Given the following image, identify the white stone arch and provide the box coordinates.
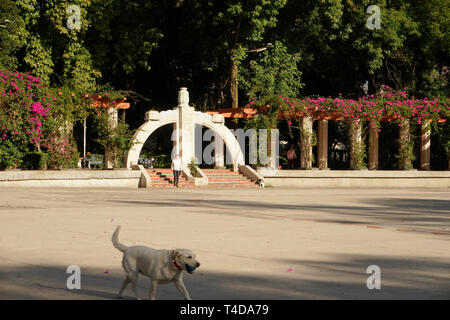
[192,112,245,170]
[125,107,245,170]
[125,110,177,168]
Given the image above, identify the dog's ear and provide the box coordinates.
[172,250,182,260]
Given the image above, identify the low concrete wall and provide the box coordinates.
[2,169,448,188]
[239,165,263,183]
[131,165,151,188]
[181,164,208,186]
[261,169,450,188]
[0,169,142,188]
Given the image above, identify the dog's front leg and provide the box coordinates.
[128,272,141,300]
[174,279,192,300]
[149,280,158,300]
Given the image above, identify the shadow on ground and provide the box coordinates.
[110,197,450,234]
[1,254,448,300]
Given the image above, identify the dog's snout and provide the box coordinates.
[196,262,200,268]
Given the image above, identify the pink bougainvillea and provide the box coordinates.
[247,86,449,128]
[0,69,57,155]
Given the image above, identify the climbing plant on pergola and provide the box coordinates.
[207,86,449,170]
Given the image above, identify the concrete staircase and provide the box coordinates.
[146,168,195,188]
[200,168,258,188]
[145,168,258,188]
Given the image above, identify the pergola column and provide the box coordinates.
[420,121,431,170]
[105,107,118,168]
[300,115,313,169]
[398,119,412,170]
[368,126,379,170]
[317,120,328,169]
[349,120,363,169]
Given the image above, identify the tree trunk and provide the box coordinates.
[229,16,242,110]
[230,51,239,109]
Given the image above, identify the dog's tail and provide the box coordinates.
[112,226,128,252]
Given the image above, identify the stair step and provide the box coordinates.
[144,168,259,188]
[146,168,195,187]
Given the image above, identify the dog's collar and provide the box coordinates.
[172,260,183,271]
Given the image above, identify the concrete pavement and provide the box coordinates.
[0,187,449,299]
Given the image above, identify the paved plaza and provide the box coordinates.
[0,187,449,299]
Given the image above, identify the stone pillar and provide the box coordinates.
[300,115,313,169]
[172,123,178,158]
[174,87,195,166]
[368,126,379,170]
[317,120,328,169]
[105,107,118,168]
[349,120,364,169]
[420,121,431,170]
[398,119,412,170]
[214,132,225,168]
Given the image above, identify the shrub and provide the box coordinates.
[188,157,201,177]
[22,152,48,170]
[46,136,78,169]
[152,154,170,168]
[93,110,135,168]
[0,140,22,169]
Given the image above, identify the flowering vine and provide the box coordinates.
[247,86,449,129]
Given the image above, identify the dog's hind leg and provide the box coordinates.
[128,271,140,300]
[117,276,130,299]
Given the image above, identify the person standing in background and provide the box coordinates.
[171,154,182,187]
[287,146,297,169]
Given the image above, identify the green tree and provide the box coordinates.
[0,0,26,70]
[86,0,163,90]
[164,0,287,109]
[214,0,287,108]
[272,0,448,98]
[238,41,303,100]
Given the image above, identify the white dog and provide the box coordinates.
[112,226,200,300]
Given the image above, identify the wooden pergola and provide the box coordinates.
[207,106,448,170]
[86,94,130,110]
[82,94,130,168]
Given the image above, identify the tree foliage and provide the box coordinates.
[1,0,447,104]
[0,0,448,168]
[238,41,303,100]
